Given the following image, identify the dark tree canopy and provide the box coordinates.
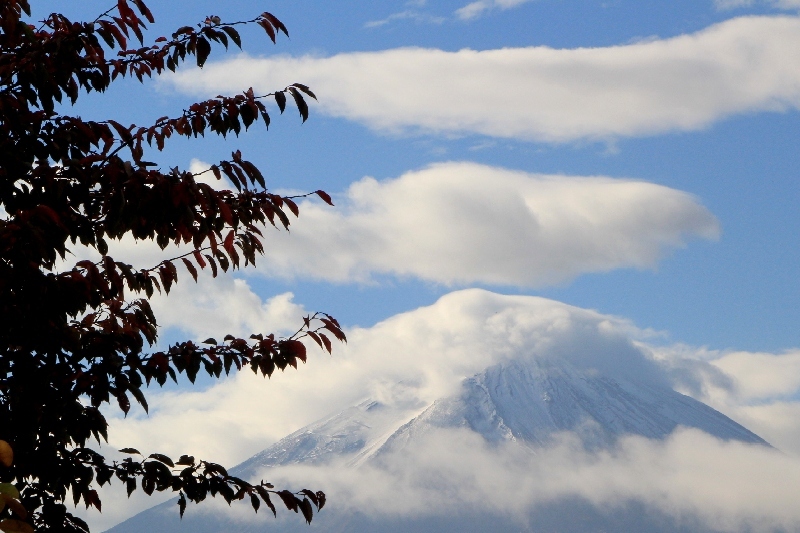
[0,1,346,531]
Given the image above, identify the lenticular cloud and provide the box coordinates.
[168,16,800,142]
[252,162,719,287]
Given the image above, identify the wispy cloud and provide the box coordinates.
[456,0,534,20]
[168,16,800,143]
[365,10,445,28]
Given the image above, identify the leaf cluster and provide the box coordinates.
[0,1,340,531]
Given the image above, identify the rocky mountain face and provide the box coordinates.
[107,355,768,533]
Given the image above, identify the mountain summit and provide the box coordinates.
[107,290,774,533]
[234,356,765,479]
[109,349,767,533]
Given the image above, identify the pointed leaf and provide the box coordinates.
[274,91,286,113]
[221,26,242,48]
[262,12,289,37]
[118,448,141,455]
[315,190,333,206]
[182,258,198,281]
[299,498,313,524]
[196,37,211,68]
[178,493,186,518]
[0,441,12,468]
[289,87,309,122]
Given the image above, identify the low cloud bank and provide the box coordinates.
[179,427,800,532]
[250,428,800,532]
[168,16,800,142]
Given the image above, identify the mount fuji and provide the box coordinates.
[107,335,768,532]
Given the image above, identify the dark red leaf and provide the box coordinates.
[284,198,299,217]
[319,333,332,354]
[274,91,286,113]
[277,490,298,512]
[262,12,289,37]
[196,37,211,67]
[182,258,198,281]
[289,87,309,122]
[315,190,333,206]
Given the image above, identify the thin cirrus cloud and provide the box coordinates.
[364,10,446,28]
[167,16,800,143]
[247,162,719,287]
[455,0,533,20]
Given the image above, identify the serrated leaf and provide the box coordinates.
[130,386,149,413]
[250,493,260,513]
[284,198,299,217]
[292,83,317,100]
[289,87,309,122]
[277,490,299,512]
[258,19,276,43]
[319,332,332,353]
[274,91,286,113]
[182,258,198,282]
[221,26,242,48]
[299,498,314,524]
[315,190,333,206]
[262,12,289,37]
[196,37,211,68]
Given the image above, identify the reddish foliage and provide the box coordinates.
[0,1,341,530]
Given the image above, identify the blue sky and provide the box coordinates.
[36,0,799,352]
[26,1,800,529]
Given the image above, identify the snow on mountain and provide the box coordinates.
[108,355,768,533]
[104,290,774,532]
[233,357,765,481]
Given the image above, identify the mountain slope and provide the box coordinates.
[108,354,768,533]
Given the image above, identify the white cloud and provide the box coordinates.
[93,289,800,532]
[149,276,307,340]
[188,158,234,191]
[251,162,719,286]
[237,429,800,532]
[659,347,800,455]
[364,10,445,28]
[167,16,800,143]
[710,350,800,401]
[456,0,533,20]
[105,290,645,463]
[55,161,715,288]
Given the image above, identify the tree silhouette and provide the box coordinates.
[0,1,346,531]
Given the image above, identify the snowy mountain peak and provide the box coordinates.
[232,355,766,480]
